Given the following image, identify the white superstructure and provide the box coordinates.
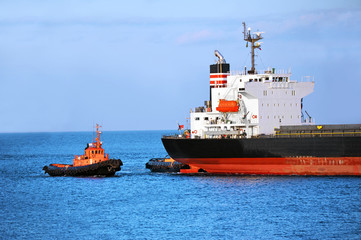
[189,23,314,139]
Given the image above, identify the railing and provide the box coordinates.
[301,76,314,82]
[275,131,361,138]
[230,69,292,76]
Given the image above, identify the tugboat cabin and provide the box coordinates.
[73,124,109,166]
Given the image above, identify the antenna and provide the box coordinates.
[242,22,263,74]
[305,111,312,123]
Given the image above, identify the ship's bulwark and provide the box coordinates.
[161,137,361,175]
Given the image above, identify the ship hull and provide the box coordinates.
[161,136,361,175]
[43,159,123,177]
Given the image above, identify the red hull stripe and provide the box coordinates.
[175,157,361,175]
[210,80,227,84]
[210,74,228,78]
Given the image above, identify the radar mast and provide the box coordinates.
[242,22,263,74]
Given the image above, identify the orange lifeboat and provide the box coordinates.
[216,99,239,112]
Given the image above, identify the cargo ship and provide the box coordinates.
[161,22,361,175]
[43,124,122,176]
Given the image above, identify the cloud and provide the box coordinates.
[176,30,212,44]
[175,27,239,45]
[253,9,361,36]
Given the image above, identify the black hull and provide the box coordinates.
[161,136,361,175]
[43,159,123,177]
[162,136,361,159]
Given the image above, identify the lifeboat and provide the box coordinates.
[216,99,239,112]
[43,124,123,177]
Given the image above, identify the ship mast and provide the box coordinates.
[95,123,102,148]
[242,22,263,74]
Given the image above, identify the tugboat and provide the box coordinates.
[145,156,192,173]
[43,124,123,177]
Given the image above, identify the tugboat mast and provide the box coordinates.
[95,124,102,148]
[242,22,263,74]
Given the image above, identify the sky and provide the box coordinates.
[1,0,361,132]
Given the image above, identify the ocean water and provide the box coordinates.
[0,131,360,239]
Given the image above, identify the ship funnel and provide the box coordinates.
[209,51,230,108]
[209,57,230,89]
[214,50,226,64]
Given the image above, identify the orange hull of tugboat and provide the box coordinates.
[176,157,361,175]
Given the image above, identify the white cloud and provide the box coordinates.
[253,9,361,36]
[176,30,212,44]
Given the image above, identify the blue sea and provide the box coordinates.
[0,131,360,239]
